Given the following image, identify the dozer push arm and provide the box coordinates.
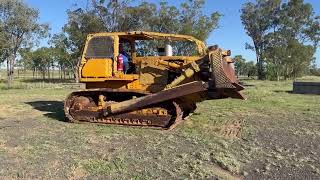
[103,81,208,116]
[165,62,200,89]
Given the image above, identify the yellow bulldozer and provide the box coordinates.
[64,31,245,129]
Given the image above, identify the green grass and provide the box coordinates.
[0,69,76,90]
[0,77,319,179]
[295,75,320,82]
[82,158,126,176]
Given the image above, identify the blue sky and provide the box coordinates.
[26,0,320,66]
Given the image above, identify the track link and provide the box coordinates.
[64,89,184,129]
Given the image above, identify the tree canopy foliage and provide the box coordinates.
[91,0,221,40]
[0,0,49,86]
[241,0,319,80]
[234,55,257,78]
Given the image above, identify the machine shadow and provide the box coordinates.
[26,101,67,122]
[273,90,293,94]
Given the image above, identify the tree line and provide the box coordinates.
[0,0,319,87]
[1,0,221,85]
[241,0,319,80]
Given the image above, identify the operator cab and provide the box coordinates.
[80,32,206,80]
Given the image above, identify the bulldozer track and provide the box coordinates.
[64,89,184,129]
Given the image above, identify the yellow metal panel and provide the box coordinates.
[80,35,115,78]
[127,80,142,89]
[85,82,127,89]
[82,59,113,78]
[140,61,168,85]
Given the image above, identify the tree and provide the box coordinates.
[91,0,131,32]
[279,0,319,47]
[91,0,221,41]
[263,32,287,81]
[50,33,75,80]
[0,0,49,87]
[309,58,320,76]
[234,55,247,77]
[284,40,315,79]
[247,61,258,77]
[234,55,257,78]
[20,47,56,79]
[241,0,319,80]
[241,0,281,80]
[278,0,319,80]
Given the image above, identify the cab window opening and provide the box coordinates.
[85,36,114,58]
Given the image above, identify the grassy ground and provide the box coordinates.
[0,69,75,90]
[0,77,319,179]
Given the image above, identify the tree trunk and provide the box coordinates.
[74,58,81,83]
[7,55,16,88]
[59,66,62,79]
[7,59,11,88]
[72,67,79,83]
[47,65,50,79]
[254,44,265,80]
[284,67,288,80]
[52,65,54,79]
[257,57,265,80]
[42,70,45,80]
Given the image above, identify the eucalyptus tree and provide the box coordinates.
[50,33,74,80]
[278,0,319,79]
[20,47,56,79]
[234,55,257,77]
[241,0,319,80]
[234,55,247,77]
[91,0,221,41]
[240,0,281,80]
[0,0,49,87]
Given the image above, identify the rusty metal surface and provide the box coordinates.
[106,81,207,115]
[209,49,236,89]
[71,110,172,127]
[64,89,184,129]
[209,49,246,99]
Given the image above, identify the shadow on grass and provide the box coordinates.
[26,101,67,122]
[21,78,75,83]
[273,90,293,94]
[243,84,255,87]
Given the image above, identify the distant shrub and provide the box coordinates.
[310,68,320,76]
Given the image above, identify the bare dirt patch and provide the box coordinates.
[219,119,244,138]
[242,112,320,179]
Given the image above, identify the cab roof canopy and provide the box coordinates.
[89,31,202,42]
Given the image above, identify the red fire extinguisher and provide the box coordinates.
[117,54,124,71]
